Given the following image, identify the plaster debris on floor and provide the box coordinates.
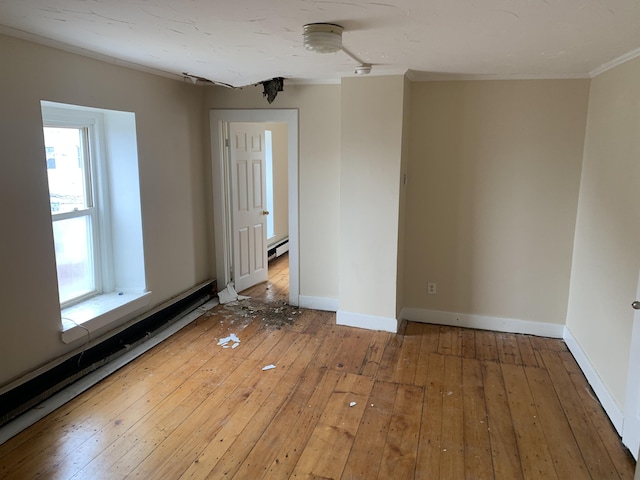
[220,299,300,329]
[217,333,240,349]
[218,282,252,304]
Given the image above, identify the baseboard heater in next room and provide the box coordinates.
[267,237,289,261]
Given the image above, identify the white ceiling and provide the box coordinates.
[1,0,640,86]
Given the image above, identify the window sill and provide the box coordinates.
[60,291,152,344]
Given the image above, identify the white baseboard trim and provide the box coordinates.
[298,295,339,312]
[336,310,397,333]
[399,307,624,439]
[563,326,624,435]
[400,307,565,338]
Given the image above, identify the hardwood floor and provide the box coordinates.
[0,253,635,479]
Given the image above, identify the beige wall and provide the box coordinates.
[204,84,341,301]
[0,34,209,387]
[396,76,412,318]
[404,80,590,324]
[566,57,640,408]
[264,122,289,246]
[339,76,406,322]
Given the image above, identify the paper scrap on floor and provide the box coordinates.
[262,364,276,371]
[218,333,240,349]
[217,282,251,304]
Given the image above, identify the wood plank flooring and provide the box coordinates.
[0,254,635,479]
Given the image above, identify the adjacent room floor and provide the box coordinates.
[0,253,635,479]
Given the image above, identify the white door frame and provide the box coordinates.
[210,109,299,306]
[623,270,640,460]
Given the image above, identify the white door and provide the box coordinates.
[623,271,640,460]
[229,123,269,293]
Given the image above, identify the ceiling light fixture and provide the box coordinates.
[303,23,344,53]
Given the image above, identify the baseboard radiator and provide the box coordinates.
[267,237,289,261]
[0,280,217,428]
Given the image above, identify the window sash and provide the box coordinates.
[43,121,102,307]
[53,213,98,306]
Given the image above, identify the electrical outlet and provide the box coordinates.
[428,283,437,295]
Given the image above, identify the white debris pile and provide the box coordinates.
[217,282,251,304]
[217,333,240,349]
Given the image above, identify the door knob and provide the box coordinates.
[632,301,640,310]
[262,210,270,216]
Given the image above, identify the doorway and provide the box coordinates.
[210,109,299,306]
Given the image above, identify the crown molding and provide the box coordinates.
[0,25,185,83]
[589,47,640,78]
[406,70,589,82]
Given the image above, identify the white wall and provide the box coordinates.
[0,34,209,388]
[566,57,640,410]
[403,80,590,329]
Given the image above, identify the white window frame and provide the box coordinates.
[43,109,113,308]
[41,101,150,344]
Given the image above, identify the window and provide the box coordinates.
[41,101,149,343]
[44,122,102,306]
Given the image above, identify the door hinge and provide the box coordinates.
[224,138,230,148]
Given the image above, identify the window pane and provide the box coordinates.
[53,216,95,304]
[44,127,89,214]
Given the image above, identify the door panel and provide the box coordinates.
[238,227,250,277]
[230,124,268,292]
[236,161,248,211]
[252,160,263,209]
[253,222,265,271]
